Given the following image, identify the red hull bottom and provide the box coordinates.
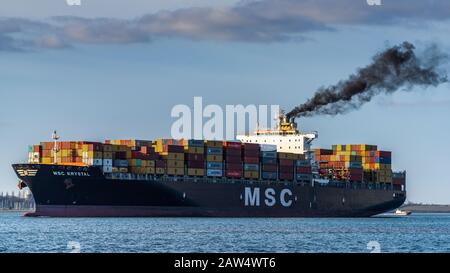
[24,205,394,218]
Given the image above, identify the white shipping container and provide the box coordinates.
[103,166,113,173]
[83,158,93,165]
[260,144,277,152]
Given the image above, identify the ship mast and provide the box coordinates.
[52,130,59,164]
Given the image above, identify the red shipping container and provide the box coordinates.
[279,172,293,180]
[147,153,159,160]
[62,142,71,149]
[140,146,155,154]
[279,166,293,173]
[114,152,127,160]
[33,145,41,153]
[168,145,184,153]
[131,151,144,159]
[243,150,259,157]
[279,159,294,166]
[187,153,205,161]
[243,143,260,151]
[225,148,241,156]
[187,161,204,169]
[243,157,259,164]
[349,174,363,181]
[225,155,242,163]
[226,170,242,178]
[223,142,242,149]
[226,163,243,171]
[262,164,277,172]
[314,149,333,156]
[379,151,392,158]
[297,166,312,173]
[349,169,363,175]
[155,160,166,168]
[393,178,405,185]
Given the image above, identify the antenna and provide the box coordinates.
[52,130,60,164]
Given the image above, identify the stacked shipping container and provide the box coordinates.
[224,141,243,179]
[27,139,395,184]
[205,140,223,177]
[315,144,393,183]
[243,143,260,179]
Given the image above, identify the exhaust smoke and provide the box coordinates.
[286,42,448,120]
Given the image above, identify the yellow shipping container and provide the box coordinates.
[205,140,223,148]
[167,160,184,168]
[165,153,184,160]
[186,147,205,154]
[145,167,155,174]
[188,168,205,176]
[42,157,52,164]
[147,160,155,167]
[103,145,113,152]
[103,152,113,159]
[155,167,165,175]
[167,167,185,176]
[244,171,259,179]
[207,155,223,162]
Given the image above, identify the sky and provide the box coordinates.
[1,0,450,204]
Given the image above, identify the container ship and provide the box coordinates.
[12,113,406,217]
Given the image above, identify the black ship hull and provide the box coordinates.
[13,164,406,217]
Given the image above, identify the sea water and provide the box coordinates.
[0,212,449,253]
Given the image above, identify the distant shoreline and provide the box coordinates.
[400,204,450,213]
[0,209,33,213]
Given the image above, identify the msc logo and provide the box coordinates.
[17,169,38,177]
[243,187,294,207]
[66,0,81,6]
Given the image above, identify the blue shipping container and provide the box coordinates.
[188,139,205,147]
[261,151,277,158]
[296,174,312,180]
[207,162,223,169]
[296,160,310,167]
[244,164,259,171]
[207,169,223,177]
[207,147,223,155]
[262,172,277,180]
[262,158,277,164]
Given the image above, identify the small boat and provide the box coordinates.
[394,209,412,216]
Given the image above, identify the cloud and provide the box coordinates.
[1,0,450,51]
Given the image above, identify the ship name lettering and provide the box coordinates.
[244,187,293,207]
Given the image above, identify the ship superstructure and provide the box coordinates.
[237,112,317,155]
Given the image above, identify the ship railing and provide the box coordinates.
[104,172,396,191]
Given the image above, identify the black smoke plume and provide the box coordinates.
[286,42,448,119]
